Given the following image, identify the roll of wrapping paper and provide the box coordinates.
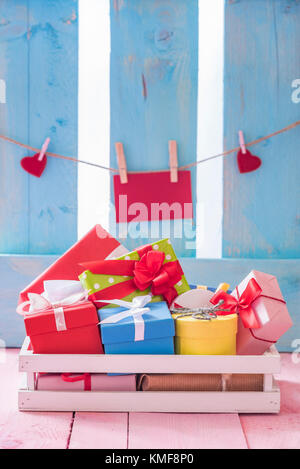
[137,374,264,392]
[223,373,264,392]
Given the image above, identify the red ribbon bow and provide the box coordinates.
[210,278,262,329]
[80,245,183,306]
[133,250,182,302]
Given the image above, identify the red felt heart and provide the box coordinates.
[20,153,47,178]
[237,149,261,174]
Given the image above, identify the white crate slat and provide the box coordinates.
[18,339,281,413]
[18,385,280,414]
[19,340,281,375]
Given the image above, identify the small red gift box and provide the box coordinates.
[24,301,103,354]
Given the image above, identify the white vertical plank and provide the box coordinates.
[197,0,224,258]
[78,0,110,237]
[0,79,6,104]
[263,374,273,392]
[26,372,36,391]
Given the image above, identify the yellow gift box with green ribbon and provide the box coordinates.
[79,239,190,307]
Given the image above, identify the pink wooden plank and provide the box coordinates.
[0,349,72,449]
[128,413,247,449]
[4,348,300,449]
[241,353,300,449]
[69,412,128,449]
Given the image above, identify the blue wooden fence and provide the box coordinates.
[223,0,300,260]
[109,0,198,257]
[0,0,299,349]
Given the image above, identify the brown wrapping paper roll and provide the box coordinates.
[138,374,222,391]
[224,373,264,391]
[137,373,264,392]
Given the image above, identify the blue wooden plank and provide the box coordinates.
[0,0,29,253]
[0,1,78,255]
[109,0,198,257]
[27,0,78,254]
[223,0,300,258]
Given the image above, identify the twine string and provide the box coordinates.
[1,119,299,173]
[170,300,231,321]
[0,135,116,172]
[180,119,300,170]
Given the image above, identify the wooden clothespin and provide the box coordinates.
[237,130,262,173]
[38,137,50,161]
[115,142,128,184]
[238,130,246,154]
[168,140,178,183]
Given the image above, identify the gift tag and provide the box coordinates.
[21,152,47,178]
[237,148,261,174]
[171,288,214,309]
[113,171,193,222]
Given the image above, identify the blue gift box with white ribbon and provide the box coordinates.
[98,297,175,354]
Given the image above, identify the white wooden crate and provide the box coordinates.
[18,337,281,413]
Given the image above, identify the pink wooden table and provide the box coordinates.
[1,350,300,449]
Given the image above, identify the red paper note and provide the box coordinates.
[113,171,193,223]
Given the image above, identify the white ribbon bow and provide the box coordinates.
[98,294,152,341]
[17,280,88,332]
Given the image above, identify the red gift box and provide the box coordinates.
[24,301,103,354]
[18,224,128,304]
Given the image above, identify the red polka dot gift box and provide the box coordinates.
[79,238,190,308]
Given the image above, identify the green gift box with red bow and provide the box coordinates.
[79,238,190,307]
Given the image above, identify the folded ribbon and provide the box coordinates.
[61,373,91,391]
[16,280,88,332]
[209,278,263,329]
[81,247,183,306]
[98,294,152,341]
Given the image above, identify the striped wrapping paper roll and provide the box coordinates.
[137,374,264,392]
